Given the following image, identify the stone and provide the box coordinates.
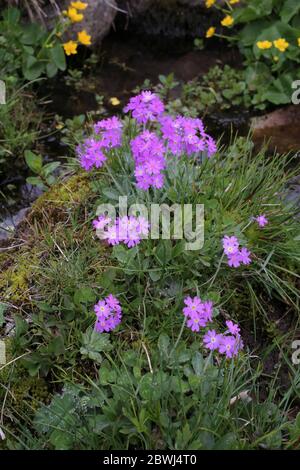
[252,105,300,154]
[117,0,224,15]
[121,0,153,14]
[44,0,117,45]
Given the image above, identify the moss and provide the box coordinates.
[30,171,91,214]
[0,248,39,304]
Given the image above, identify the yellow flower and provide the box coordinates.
[229,0,239,4]
[205,0,216,7]
[206,27,216,38]
[77,30,92,45]
[256,40,272,50]
[221,15,234,27]
[298,37,300,47]
[273,56,279,62]
[273,38,289,52]
[110,97,120,106]
[70,1,88,9]
[63,40,78,55]
[67,7,84,22]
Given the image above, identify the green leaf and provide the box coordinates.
[158,334,170,356]
[49,430,74,450]
[48,336,65,356]
[23,56,45,80]
[139,373,162,401]
[46,61,58,78]
[102,187,121,201]
[73,287,96,305]
[80,327,113,363]
[112,244,138,264]
[281,0,300,23]
[21,23,44,45]
[192,351,204,376]
[24,150,43,173]
[50,43,67,71]
[26,176,45,189]
[149,270,161,282]
[42,161,61,177]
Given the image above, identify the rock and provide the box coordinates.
[178,0,225,5]
[252,105,300,154]
[121,0,153,14]
[117,0,224,15]
[0,207,30,241]
[45,0,117,45]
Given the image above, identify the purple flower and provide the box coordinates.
[160,115,217,158]
[92,214,111,230]
[203,329,222,350]
[106,293,121,311]
[183,296,203,317]
[102,215,149,248]
[239,247,251,265]
[225,320,240,336]
[94,300,110,318]
[106,224,120,246]
[233,334,244,354]
[130,131,166,190]
[222,235,239,256]
[182,296,243,358]
[136,216,150,236]
[202,300,213,323]
[77,138,107,171]
[218,335,236,358]
[94,295,122,333]
[227,252,242,268]
[187,316,202,332]
[183,296,214,331]
[93,116,123,148]
[124,91,164,124]
[255,214,268,227]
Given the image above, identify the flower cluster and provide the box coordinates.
[124,91,165,124]
[77,138,107,171]
[131,131,166,190]
[93,214,150,248]
[257,38,290,52]
[222,236,251,268]
[160,115,216,157]
[183,296,213,332]
[93,116,123,148]
[77,117,122,170]
[205,0,238,38]
[94,294,122,333]
[79,92,216,189]
[62,2,92,56]
[203,322,243,359]
[183,296,243,358]
[255,214,268,227]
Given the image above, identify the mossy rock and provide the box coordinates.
[0,172,92,306]
[29,172,91,224]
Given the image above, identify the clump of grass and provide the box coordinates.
[0,83,43,168]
